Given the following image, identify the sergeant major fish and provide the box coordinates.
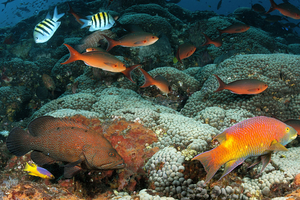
[192,116,297,183]
[80,12,115,32]
[33,6,65,43]
[6,116,125,178]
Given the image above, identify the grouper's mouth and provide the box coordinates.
[99,160,126,169]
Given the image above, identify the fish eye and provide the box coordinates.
[152,36,155,39]
[109,152,115,157]
[286,127,290,132]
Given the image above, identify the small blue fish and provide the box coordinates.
[24,162,54,179]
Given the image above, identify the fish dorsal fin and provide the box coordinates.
[213,131,227,144]
[28,116,89,137]
[267,139,288,151]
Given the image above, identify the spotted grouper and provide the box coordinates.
[192,116,297,183]
[6,116,125,178]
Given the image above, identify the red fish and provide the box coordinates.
[102,32,159,51]
[201,33,222,47]
[6,116,125,178]
[175,43,196,64]
[42,74,55,95]
[266,0,300,19]
[192,116,297,183]
[218,23,250,35]
[284,119,300,135]
[213,74,268,95]
[67,2,84,25]
[139,68,171,94]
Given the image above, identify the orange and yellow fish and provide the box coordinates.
[101,32,159,51]
[284,119,300,135]
[192,116,297,183]
[213,74,268,95]
[139,68,171,94]
[201,33,222,47]
[266,0,300,19]
[24,162,54,179]
[218,23,250,35]
[174,43,196,64]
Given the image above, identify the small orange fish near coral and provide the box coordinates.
[213,74,268,95]
[201,33,222,47]
[175,43,196,64]
[218,23,250,34]
[192,116,297,183]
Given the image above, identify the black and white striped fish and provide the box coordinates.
[80,12,115,32]
[33,6,65,43]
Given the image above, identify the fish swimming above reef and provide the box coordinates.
[284,119,300,135]
[213,74,268,95]
[201,33,222,47]
[67,2,84,25]
[1,0,14,8]
[174,43,196,64]
[80,12,115,32]
[139,67,171,94]
[24,162,54,179]
[218,23,250,35]
[33,6,65,43]
[101,32,159,52]
[266,0,300,19]
[192,116,297,183]
[61,44,140,82]
[6,116,125,178]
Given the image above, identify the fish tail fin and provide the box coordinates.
[266,0,277,14]
[80,18,91,29]
[217,28,223,35]
[201,32,213,46]
[67,2,74,14]
[192,147,225,183]
[139,67,156,88]
[121,64,141,83]
[61,44,82,65]
[213,74,227,92]
[101,34,117,51]
[6,127,32,156]
[52,6,65,22]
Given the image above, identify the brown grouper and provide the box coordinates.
[6,116,125,178]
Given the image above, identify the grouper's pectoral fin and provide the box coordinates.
[63,154,85,178]
[267,140,288,151]
[219,158,245,180]
[31,151,56,165]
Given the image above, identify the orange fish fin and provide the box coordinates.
[266,0,277,14]
[61,44,82,65]
[201,32,213,46]
[213,131,227,143]
[138,67,156,88]
[192,149,223,183]
[101,34,117,51]
[176,46,183,64]
[31,151,56,165]
[267,139,288,151]
[219,158,245,180]
[213,74,227,92]
[259,153,272,175]
[6,127,32,156]
[121,64,141,83]
[64,165,82,178]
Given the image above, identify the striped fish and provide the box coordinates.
[33,6,65,43]
[80,12,115,32]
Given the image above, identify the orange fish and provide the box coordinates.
[42,74,55,95]
[6,116,125,178]
[67,2,84,25]
[284,119,300,135]
[218,23,250,35]
[101,32,159,51]
[192,116,297,183]
[201,33,222,47]
[61,44,126,72]
[175,43,196,64]
[139,68,171,94]
[213,74,268,95]
[266,0,300,19]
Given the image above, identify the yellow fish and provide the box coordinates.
[24,162,54,179]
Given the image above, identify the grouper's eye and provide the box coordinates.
[109,152,115,157]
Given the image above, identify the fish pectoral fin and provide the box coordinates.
[30,151,56,165]
[104,62,117,68]
[213,132,227,143]
[247,88,258,92]
[267,139,288,151]
[259,153,272,175]
[134,40,144,45]
[64,165,82,178]
[219,158,245,180]
[64,154,85,168]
